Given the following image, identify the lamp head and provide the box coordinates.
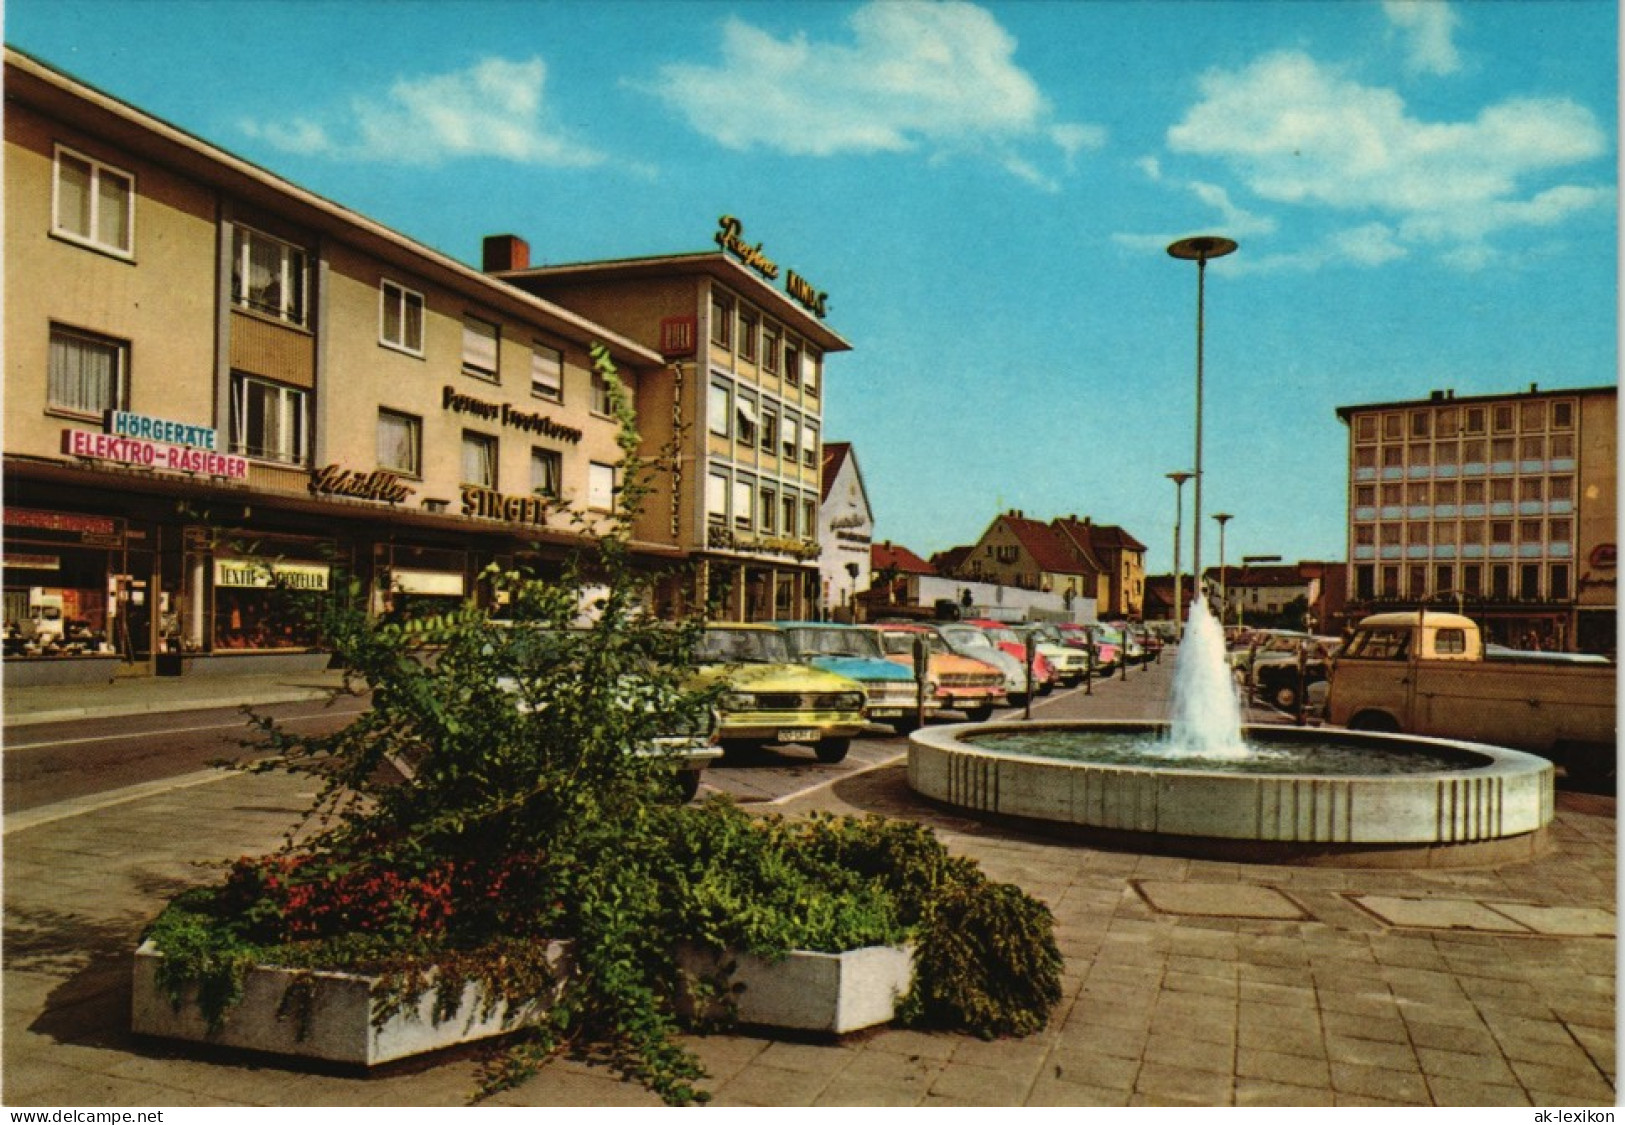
[1167,235,1238,262]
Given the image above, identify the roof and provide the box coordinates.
[1001,514,1090,575]
[4,49,662,369]
[821,441,852,501]
[872,541,936,575]
[1050,516,1131,565]
[1209,564,1306,588]
[1357,611,1477,630]
[1335,384,1615,421]
[930,545,974,574]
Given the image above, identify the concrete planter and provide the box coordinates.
[131,939,570,1066]
[677,943,916,1035]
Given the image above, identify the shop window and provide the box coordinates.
[763,322,782,374]
[212,550,328,651]
[462,315,499,381]
[588,461,618,511]
[376,408,421,476]
[232,225,307,325]
[380,281,424,355]
[708,381,731,437]
[48,324,127,418]
[531,448,561,497]
[53,145,133,257]
[461,430,497,487]
[710,292,733,350]
[231,374,308,464]
[590,365,614,416]
[532,343,563,401]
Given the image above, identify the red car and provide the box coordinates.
[961,619,1056,694]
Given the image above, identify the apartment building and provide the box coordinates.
[4,48,676,683]
[489,218,851,623]
[1337,385,1617,653]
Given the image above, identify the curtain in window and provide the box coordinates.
[97,169,130,249]
[233,377,305,462]
[56,153,92,239]
[707,473,728,521]
[377,412,419,474]
[49,331,120,415]
[531,450,560,496]
[462,434,496,486]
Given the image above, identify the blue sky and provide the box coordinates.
[8,0,1616,574]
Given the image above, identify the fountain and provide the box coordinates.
[908,599,1555,866]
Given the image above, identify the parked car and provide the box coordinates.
[875,623,1008,722]
[1060,622,1119,671]
[962,619,1057,694]
[691,624,867,762]
[935,622,1037,707]
[776,621,934,734]
[1250,638,1338,711]
[1009,623,1090,686]
[1229,630,1316,681]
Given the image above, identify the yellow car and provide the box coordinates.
[692,624,868,763]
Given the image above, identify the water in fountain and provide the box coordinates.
[1165,595,1251,759]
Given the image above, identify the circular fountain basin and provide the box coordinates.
[908,721,1556,867]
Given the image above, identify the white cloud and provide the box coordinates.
[240,57,605,167]
[645,1,1103,187]
[1383,0,1462,77]
[1163,51,1608,256]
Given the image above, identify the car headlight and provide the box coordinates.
[720,691,757,711]
[926,679,940,695]
[838,691,865,712]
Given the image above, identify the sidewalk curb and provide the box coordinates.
[4,688,339,729]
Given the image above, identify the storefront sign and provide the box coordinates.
[309,464,414,504]
[714,215,779,280]
[1588,543,1616,569]
[4,554,60,571]
[64,430,249,479]
[460,485,553,527]
[442,387,582,444]
[5,508,120,537]
[389,568,466,596]
[215,559,331,591]
[714,215,830,320]
[107,411,219,451]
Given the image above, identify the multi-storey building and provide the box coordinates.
[1,49,738,683]
[1337,385,1616,653]
[489,221,850,623]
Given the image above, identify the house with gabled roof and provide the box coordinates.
[957,511,1098,609]
[818,441,873,619]
[1053,516,1145,620]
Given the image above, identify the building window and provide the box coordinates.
[1435,564,1454,593]
[1435,522,1457,546]
[732,478,753,531]
[531,448,561,497]
[1490,521,1513,546]
[801,420,818,467]
[1354,524,1375,547]
[1492,405,1515,433]
[1548,518,1571,542]
[48,325,127,417]
[780,413,798,460]
[1550,563,1571,600]
[1519,435,1544,461]
[1436,441,1458,468]
[1550,433,1575,460]
[759,403,779,455]
[53,146,133,257]
[1355,447,1377,471]
[1549,477,1574,502]
[588,462,618,511]
[1355,485,1376,507]
[232,226,307,325]
[1462,563,1482,596]
[461,431,497,487]
[736,396,758,447]
[1462,521,1484,546]
[1435,480,1458,506]
[1464,407,1486,434]
[1552,401,1574,430]
[763,323,782,373]
[1520,401,1546,431]
[380,281,424,354]
[1382,413,1402,440]
[1491,564,1511,599]
[231,374,308,464]
[784,339,801,386]
[462,315,499,381]
[782,494,798,537]
[707,472,728,525]
[708,381,731,437]
[802,498,816,540]
[739,310,758,363]
[759,486,776,533]
[1381,566,1399,596]
[590,368,614,416]
[710,292,733,350]
[1355,415,1378,442]
[376,409,421,476]
[1436,408,1459,438]
[803,348,821,396]
[1409,411,1429,438]
[1355,564,1375,600]
[531,344,563,401]
[1519,564,1541,599]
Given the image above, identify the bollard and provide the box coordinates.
[1024,632,1036,720]
[913,636,930,731]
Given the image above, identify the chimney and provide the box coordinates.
[483,234,530,273]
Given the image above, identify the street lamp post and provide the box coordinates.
[1167,235,1238,619]
[1212,512,1233,628]
[1166,471,1193,636]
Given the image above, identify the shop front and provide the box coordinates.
[3,505,132,684]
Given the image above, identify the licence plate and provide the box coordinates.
[868,708,904,718]
[778,728,820,743]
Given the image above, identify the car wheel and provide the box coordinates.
[963,703,993,723]
[1348,711,1401,734]
[1008,692,1029,708]
[720,738,765,761]
[1038,680,1054,696]
[815,738,851,764]
[673,769,703,803]
[1273,684,1298,711]
[890,717,921,736]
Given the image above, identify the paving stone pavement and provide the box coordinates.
[2,653,1615,1107]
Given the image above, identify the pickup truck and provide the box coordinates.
[1325,610,1616,781]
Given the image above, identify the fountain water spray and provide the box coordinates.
[1165,595,1250,759]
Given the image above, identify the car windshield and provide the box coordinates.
[880,630,946,656]
[785,627,885,660]
[983,627,1019,645]
[941,627,994,651]
[696,628,792,664]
